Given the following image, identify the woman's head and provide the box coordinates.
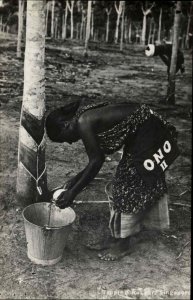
[45,100,80,143]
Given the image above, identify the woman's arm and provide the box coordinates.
[56,113,105,208]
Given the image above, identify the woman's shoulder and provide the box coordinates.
[75,101,109,119]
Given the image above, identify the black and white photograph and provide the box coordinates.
[0,0,192,299]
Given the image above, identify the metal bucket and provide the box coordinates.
[22,202,76,266]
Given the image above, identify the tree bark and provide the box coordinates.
[17,0,48,206]
[166,1,182,104]
[51,0,55,38]
[157,7,162,44]
[84,0,92,56]
[17,0,24,58]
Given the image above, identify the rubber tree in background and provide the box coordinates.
[185,1,193,49]
[45,1,50,37]
[17,0,24,58]
[141,1,155,45]
[51,0,55,38]
[166,1,182,105]
[157,7,162,44]
[120,0,125,51]
[67,0,74,39]
[105,6,112,43]
[17,0,48,206]
[84,0,92,56]
[114,1,123,44]
[62,0,69,39]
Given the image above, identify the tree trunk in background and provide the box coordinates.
[148,17,153,44]
[128,20,132,43]
[91,7,94,39]
[141,2,155,45]
[62,1,69,39]
[51,0,55,38]
[76,22,79,39]
[67,0,74,39]
[157,7,162,44]
[45,1,50,37]
[54,16,58,39]
[17,0,48,206]
[166,1,182,105]
[17,0,24,58]
[114,1,123,44]
[185,1,193,49]
[124,16,128,43]
[0,15,3,32]
[152,22,156,44]
[80,6,85,40]
[84,0,92,56]
[105,7,112,43]
[141,13,147,44]
[120,1,125,51]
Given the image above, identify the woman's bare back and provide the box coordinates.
[78,102,139,134]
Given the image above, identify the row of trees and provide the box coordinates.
[0,0,193,56]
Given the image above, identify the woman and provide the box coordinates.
[45,100,179,260]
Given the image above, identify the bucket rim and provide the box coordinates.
[22,202,76,230]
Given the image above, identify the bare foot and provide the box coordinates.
[86,237,116,251]
[98,237,131,261]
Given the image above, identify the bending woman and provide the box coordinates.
[45,100,179,260]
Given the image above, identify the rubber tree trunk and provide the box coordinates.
[91,7,94,39]
[80,7,85,40]
[152,22,156,44]
[105,8,112,43]
[17,0,48,206]
[128,20,132,43]
[62,1,68,39]
[120,1,125,51]
[45,1,50,37]
[141,14,147,45]
[67,0,74,39]
[185,2,193,49]
[141,2,155,45]
[166,1,182,105]
[17,0,24,58]
[51,0,55,38]
[157,7,162,44]
[148,17,153,44]
[84,0,92,56]
[114,1,123,44]
[0,15,2,32]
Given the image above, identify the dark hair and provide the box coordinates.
[45,100,80,141]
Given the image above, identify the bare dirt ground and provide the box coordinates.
[0,34,191,299]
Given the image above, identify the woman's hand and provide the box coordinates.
[55,189,75,209]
